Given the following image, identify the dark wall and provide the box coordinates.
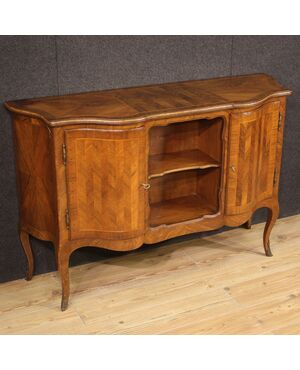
[1,36,299,283]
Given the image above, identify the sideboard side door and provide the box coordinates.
[64,127,146,240]
[226,101,280,215]
[256,101,281,203]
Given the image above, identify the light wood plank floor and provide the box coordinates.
[1,215,300,334]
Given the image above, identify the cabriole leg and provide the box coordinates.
[19,230,34,281]
[58,249,70,311]
[263,205,279,257]
[54,244,59,270]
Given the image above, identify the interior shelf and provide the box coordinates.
[149,149,220,179]
[148,117,223,227]
[150,194,216,227]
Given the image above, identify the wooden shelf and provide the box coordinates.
[149,149,220,179]
[150,194,216,227]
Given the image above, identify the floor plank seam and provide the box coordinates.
[108,295,238,335]
[73,307,88,329]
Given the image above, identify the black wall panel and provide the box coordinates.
[0,36,299,283]
[56,36,232,93]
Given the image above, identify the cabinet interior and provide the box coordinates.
[149,117,224,227]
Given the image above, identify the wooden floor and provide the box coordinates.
[1,215,300,334]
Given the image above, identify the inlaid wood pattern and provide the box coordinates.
[5,74,291,126]
[226,101,280,215]
[13,115,56,239]
[65,128,146,240]
[256,101,281,202]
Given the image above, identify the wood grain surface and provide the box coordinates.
[149,149,220,179]
[5,74,291,126]
[0,215,299,334]
[65,127,146,241]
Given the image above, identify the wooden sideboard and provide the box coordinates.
[5,74,292,311]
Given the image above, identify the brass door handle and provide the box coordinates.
[141,183,151,190]
[231,165,236,172]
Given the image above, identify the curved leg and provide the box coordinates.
[19,230,34,281]
[54,244,59,270]
[58,249,70,311]
[244,217,252,229]
[263,205,279,257]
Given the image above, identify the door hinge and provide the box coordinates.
[273,168,277,186]
[278,112,282,130]
[65,208,70,229]
[62,144,67,165]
